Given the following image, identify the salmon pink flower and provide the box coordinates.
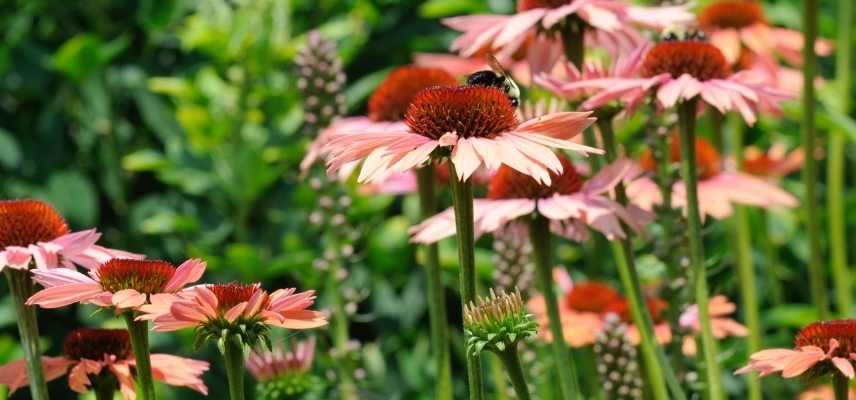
[443,0,693,59]
[25,258,207,311]
[737,320,856,380]
[698,1,832,70]
[324,84,600,185]
[0,200,141,271]
[679,295,749,356]
[410,155,646,244]
[576,38,790,125]
[742,143,804,179]
[247,336,320,398]
[301,65,458,176]
[141,283,327,348]
[0,328,208,398]
[627,135,797,219]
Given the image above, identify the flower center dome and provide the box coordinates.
[564,282,620,314]
[488,155,583,199]
[405,85,518,140]
[699,1,765,30]
[368,66,458,122]
[210,282,262,312]
[97,259,176,295]
[639,135,722,180]
[517,0,571,11]
[641,40,731,81]
[63,328,132,361]
[0,200,70,248]
[796,320,856,358]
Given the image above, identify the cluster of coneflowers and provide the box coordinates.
[0,200,326,399]
[303,0,847,399]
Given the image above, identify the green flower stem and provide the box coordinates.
[803,0,830,320]
[416,165,453,400]
[834,373,849,400]
[4,270,49,400]
[829,0,853,317]
[122,314,156,400]
[727,116,762,400]
[598,118,684,400]
[324,233,359,400]
[759,212,785,308]
[489,354,510,400]
[448,163,484,400]
[495,347,531,400]
[677,99,723,400]
[222,334,246,400]
[94,374,119,400]
[528,214,579,400]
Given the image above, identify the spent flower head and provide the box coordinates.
[464,288,537,355]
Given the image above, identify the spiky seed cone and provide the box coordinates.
[295,31,346,134]
[464,289,538,356]
[593,314,643,400]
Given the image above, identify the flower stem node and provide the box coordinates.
[464,289,538,356]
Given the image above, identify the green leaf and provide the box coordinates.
[0,128,22,169]
[44,171,98,227]
[52,34,129,81]
[122,149,168,172]
[419,0,488,18]
[764,304,819,329]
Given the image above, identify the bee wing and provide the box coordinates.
[486,54,510,78]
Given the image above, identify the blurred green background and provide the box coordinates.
[0,0,850,399]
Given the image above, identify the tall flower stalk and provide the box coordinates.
[4,270,49,400]
[677,99,723,400]
[222,333,246,400]
[448,164,484,400]
[529,214,579,400]
[828,0,853,317]
[803,0,829,320]
[597,117,683,400]
[727,116,762,400]
[325,233,359,400]
[416,164,453,400]
[122,313,157,400]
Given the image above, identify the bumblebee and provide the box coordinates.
[466,54,521,108]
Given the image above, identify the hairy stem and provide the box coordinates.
[123,314,156,400]
[529,214,579,400]
[496,347,531,400]
[416,165,453,400]
[5,270,49,400]
[598,118,685,400]
[677,100,723,400]
[803,0,830,319]
[448,164,484,400]
[222,334,246,400]
[93,374,119,400]
[834,373,850,400]
[829,0,853,317]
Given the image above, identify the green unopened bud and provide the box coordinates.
[464,288,538,356]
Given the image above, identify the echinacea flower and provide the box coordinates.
[698,1,832,70]
[679,295,749,356]
[141,283,327,348]
[577,37,790,125]
[247,336,319,399]
[0,199,141,271]
[443,0,693,59]
[737,320,856,380]
[324,83,600,185]
[26,258,206,311]
[742,143,804,179]
[799,384,856,400]
[300,65,458,176]
[628,135,797,219]
[0,328,209,398]
[410,155,646,244]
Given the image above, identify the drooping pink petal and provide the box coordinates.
[26,283,105,308]
[111,289,148,309]
[163,258,206,293]
[0,356,72,394]
[149,354,210,395]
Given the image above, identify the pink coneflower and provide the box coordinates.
[698,1,832,70]
[742,143,804,179]
[799,385,856,400]
[443,0,693,59]
[737,320,856,380]
[577,37,790,125]
[0,328,209,398]
[680,295,749,356]
[627,135,797,219]
[300,65,458,175]
[0,200,140,271]
[247,336,316,381]
[410,155,645,244]
[141,283,326,345]
[25,258,206,310]
[324,84,599,185]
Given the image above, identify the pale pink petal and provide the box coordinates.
[494,9,545,48]
[30,267,96,288]
[832,357,854,379]
[782,352,826,378]
[709,29,742,65]
[169,301,211,324]
[26,283,105,308]
[163,258,207,293]
[584,158,631,195]
[225,302,248,323]
[149,354,210,394]
[0,356,72,394]
[112,289,147,309]
[451,138,482,181]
